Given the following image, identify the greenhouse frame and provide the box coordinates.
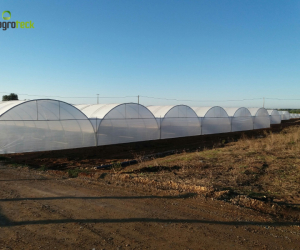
[267,110,281,124]
[248,108,270,129]
[75,103,159,146]
[0,99,96,154]
[223,107,253,132]
[147,105,201,139]
[191,106,231,135]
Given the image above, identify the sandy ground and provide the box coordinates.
[0,165,299,250]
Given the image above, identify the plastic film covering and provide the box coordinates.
[223,107,253,132]
[192,106,231,135]
[278,111,290,120]
[76,103,159,146]
[147,105,201,139]
[0,100,96,154]
[248,108,270,129]
[267,110,281,124]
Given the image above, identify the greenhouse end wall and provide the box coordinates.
[0,100,96,154]
[278,111,290,120]
[147,105,201,139]
[192,106,231,135]
[248,108,270,130]
[223,107,253,132]
[76,103,160,146]
[267,110,281,125]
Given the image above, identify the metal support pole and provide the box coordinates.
[36,100,38,120]
[160,116,161,139]
[97,94,99,104]
[95,117,98,146]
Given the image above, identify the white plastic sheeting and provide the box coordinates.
[248,108,270,129]
[0,99,285,155]
[76,103,159,146]
[223,107,253,132]
[278,111,290,120]
[147,105,201,139]
[267,110,281,124]
[0,100,96,154]
[192,106,231,135]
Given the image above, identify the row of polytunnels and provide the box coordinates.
[0,99,299,154]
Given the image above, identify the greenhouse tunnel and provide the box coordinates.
[278,111,290,120]
[267,110,281,124]
[223,107,253,132]
[192,106,231,135]
[147,105,201,139]
[0,99,96,154]
[248,108,270,129]
[75,103,159,146]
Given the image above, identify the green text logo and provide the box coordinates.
[0,11,35,31]
[2,11,11,20]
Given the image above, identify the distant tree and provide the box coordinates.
[2,93,19,101]
[277,109,300,113]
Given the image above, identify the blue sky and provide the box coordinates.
[1,0,300,108]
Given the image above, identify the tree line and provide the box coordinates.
[2,93,19,101]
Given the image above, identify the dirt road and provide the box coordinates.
[0,165,299,250]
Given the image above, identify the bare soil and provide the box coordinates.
[1,165,300,250]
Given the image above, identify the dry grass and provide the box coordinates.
[120,126,300,204]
